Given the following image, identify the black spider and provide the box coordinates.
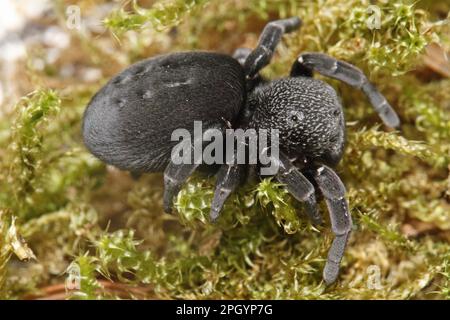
[82,17,400,284]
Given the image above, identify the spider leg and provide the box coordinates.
[163,124,223,213]
[210,163,245,222]
[290,52,400,128]
[311,165,352,285]
[233,48,252,66]
[272,152,322,225]
[234,47,266,91]
[163,161,200,214]
[244,17,302,78]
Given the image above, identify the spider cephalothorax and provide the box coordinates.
[247,77,346,166]
[82,17,400,284]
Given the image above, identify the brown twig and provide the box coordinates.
[24,280,154,300]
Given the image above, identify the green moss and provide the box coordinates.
[0,0,449,300]
[104,0,211,32]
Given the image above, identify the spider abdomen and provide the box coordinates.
[82,52,246,172]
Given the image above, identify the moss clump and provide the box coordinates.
[0,0,449,299]
[104,0,211,32]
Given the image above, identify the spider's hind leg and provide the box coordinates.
[311,164,352,285]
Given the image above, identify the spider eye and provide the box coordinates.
[287,110,304,126]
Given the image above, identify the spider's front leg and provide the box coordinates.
[244,17,302,78]
[290,52,400,128]
[310,164,352,285]
[270,152,322,225]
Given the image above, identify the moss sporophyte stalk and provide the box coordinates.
[0,0,449,299]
